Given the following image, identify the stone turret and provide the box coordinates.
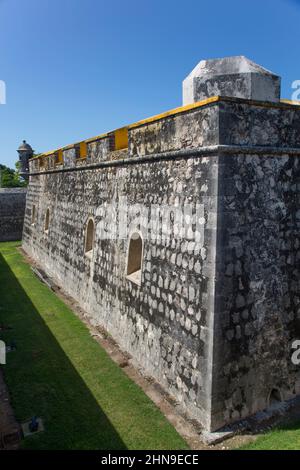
[17,140,33,180]
[183,55,281,105]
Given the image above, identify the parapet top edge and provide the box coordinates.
[31,96,300,160]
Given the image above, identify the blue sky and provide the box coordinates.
[0,0,299,167]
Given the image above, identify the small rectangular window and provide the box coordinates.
[31,205,36,225]
[85,218,95,257]
[126,232,143,286]
[44,208,50,233]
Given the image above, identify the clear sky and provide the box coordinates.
[0,0,299,167]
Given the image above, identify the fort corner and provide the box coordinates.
[21,56,300,432]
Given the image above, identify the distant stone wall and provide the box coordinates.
[0,188,27,242]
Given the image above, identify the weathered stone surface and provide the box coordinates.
[23,153,219,429]
[129,105,219,157]
[23,82,300,432]
[0,188,27,242]
[219,99,300,147]
[87,136,114,163]
[183,56,281,105]
[211,151,300,430]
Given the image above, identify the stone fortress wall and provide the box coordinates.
[21,57,300,431]
[0,188,27,242]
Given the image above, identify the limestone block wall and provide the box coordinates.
[128,101,219,157]
[218,98,300,147]
[0,188,27,242]
[211,152,300,430]
[23,153,219,430]
[86,135,114,163]
[22,96,300,431]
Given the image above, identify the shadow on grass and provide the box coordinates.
[0,249,127,450]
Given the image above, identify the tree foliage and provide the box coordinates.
[0,162,27,188]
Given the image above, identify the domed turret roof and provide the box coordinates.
[17,140,33,152]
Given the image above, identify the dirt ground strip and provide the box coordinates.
[0,369,21,450]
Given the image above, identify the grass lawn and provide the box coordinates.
[239,420,300,450]
[0,241,189,450]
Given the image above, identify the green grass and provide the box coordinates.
[0,241,189,450]
[239,420,300,450]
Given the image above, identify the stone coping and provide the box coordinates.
[0,188,27,193]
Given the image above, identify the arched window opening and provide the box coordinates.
[268,388,282,407]
[126,232,143,285]
[85,218,95,256]
[44,208,50,233]
[31,205,36,225]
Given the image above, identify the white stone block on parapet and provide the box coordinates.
[183,55,281,105]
